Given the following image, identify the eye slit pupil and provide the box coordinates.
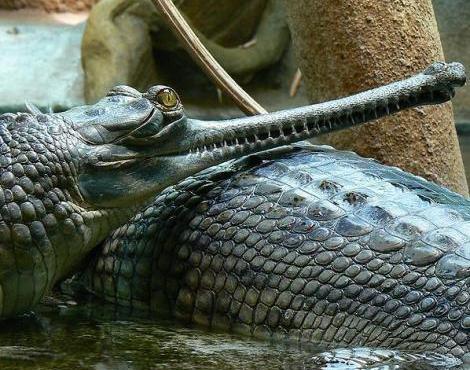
[157,89,178,108]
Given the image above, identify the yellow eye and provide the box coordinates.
[156,88,179,109]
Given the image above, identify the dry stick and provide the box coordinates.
[151,0,267,116]
[289,68,302,97]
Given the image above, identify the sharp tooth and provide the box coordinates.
[213,143,217,150]
[223,140,227,147]
[350,114,355,124]
[235,138,239,145]
[385,105,390,115]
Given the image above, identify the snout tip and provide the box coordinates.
[448,62,466,87]
[423,61,467,87]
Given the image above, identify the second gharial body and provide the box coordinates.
[0,62,468,361]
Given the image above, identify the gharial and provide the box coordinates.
[0,62,468,360]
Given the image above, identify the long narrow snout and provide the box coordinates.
[135,62,467,210]
[180,62,465,160]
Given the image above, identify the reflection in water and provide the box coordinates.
[0,299,465,370]
[306,348,463,370]
[0,301,311,370]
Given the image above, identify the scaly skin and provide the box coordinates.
[0,113,135,317]
[0,62,466,358]
[85,145,470,358]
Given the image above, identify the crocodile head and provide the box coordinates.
[66,62,465,209]
[0,62,465,318]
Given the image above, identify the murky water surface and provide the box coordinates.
[0,300,465,370]
[1,138,470,370]
[0,300,325,370]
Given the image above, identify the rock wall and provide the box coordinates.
[0,0,97,12]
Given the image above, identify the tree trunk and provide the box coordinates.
[284,0,468,196]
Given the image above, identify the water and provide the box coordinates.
[0,299,464,370]
[2,138,470,370]
[0,300,313,370]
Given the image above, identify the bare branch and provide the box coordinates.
[289,68,302,97]
[150,0,267,116]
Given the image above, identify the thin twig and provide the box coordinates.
[289,68,302,97]
[150,0,267,116]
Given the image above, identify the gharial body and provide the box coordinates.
[0,62,468,360]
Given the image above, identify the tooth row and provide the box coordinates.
[186,88,444,156]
